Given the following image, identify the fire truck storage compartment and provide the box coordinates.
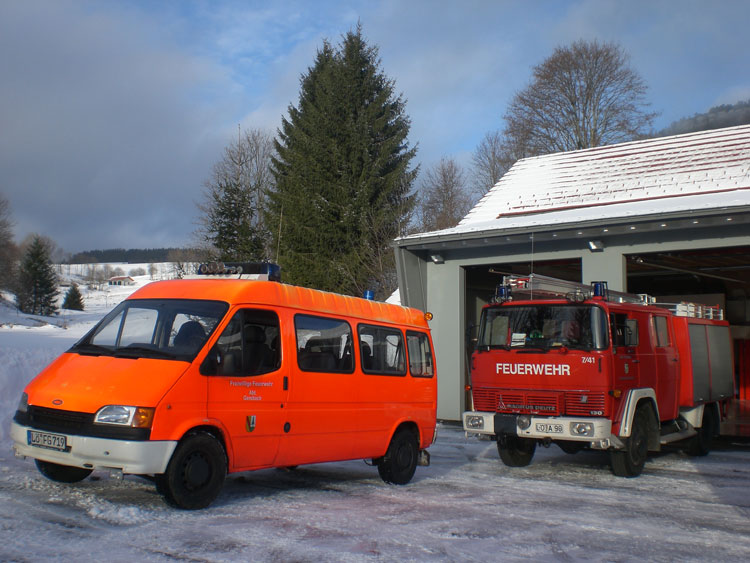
[676,319,734,404]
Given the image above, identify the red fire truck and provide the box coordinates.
[463,274,734,477]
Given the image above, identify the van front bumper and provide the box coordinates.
[10,421,177,475]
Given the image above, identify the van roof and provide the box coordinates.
[129,279,429,328]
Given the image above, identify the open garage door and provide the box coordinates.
[464,259,582,411]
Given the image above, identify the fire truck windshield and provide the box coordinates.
[478,304,608,351]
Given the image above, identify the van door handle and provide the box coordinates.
[283,376,288,391]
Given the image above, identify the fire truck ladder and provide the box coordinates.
[496,273,648,304]
[495,273,724,320]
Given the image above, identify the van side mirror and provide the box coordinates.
[200,345,222,375]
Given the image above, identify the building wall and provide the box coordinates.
[396,226,750,421]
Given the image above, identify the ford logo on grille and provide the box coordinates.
[52,399,63,406]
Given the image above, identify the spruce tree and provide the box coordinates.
[268,25,417,297]
[62,283,84,311]
[16,235,59,316]
[198,128,274,261]
[206,178,265,261]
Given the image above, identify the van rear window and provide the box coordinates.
[358,324,406,376]
[406,331,434,378]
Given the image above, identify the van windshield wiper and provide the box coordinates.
[114,345,177,360]
[71,343,112,356]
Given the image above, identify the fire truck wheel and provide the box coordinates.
[35,459,93,483]
[377,428,419,485]
[686,405,716,457]
[497,436,536,467]
[610,406,649,477]
[157,432,227,510]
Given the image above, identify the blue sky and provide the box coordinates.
[1,0,748,253]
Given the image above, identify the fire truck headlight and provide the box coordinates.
[517,415,531,430]
[465,415,485,430]
[570,422,594,437]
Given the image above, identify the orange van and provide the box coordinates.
[11,263,437,509]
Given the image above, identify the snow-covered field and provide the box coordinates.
[1,267,750,561]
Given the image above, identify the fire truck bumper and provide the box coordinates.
[464,411,617,448]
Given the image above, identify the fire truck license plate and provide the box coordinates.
[535,423,563,434]
[27,430,68,452]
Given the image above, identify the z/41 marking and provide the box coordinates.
[581,357,596,364]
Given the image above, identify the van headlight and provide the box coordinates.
[95,405,154,428]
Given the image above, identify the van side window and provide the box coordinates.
[358,324,406,376]
[215,309,280,376]
[406,331,434,378]
[295,315,354,373]
[652,316,671,347]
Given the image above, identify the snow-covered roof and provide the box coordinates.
[399,124,750,243]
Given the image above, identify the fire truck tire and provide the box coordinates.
[377,428,419,485]
[610,406,649,477]
[156,431,227,510]
[35,459,93,483]
[686,405,716,457]
[497,436,536,467]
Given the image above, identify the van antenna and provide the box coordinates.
[275,206,283,263]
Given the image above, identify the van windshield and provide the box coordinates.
[72,299,228,361]
[478,304,609,351]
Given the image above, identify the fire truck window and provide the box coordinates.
[610,314,638,347]
[215,309,280,376]
[480,305,606,351]
[406,331,434,378]
[358,324,406,376]
[295,314,354,373]
[625,319,639,346]
[479,312,509,347]
[653,316,671,347]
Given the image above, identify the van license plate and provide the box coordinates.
[535,423,563,434]
[28,430,68,452]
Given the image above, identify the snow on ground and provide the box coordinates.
[1,267,750,561]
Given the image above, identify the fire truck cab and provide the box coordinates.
[463,274,734,477]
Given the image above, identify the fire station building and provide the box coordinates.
[394,124,750,422]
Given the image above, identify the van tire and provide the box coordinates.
[686,404,716,457]
[35,459,93,483]
[377,428,418,485]
[497,436,536,467]
[610,406,649,477]
[156,432,227,509]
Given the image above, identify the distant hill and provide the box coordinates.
[66,248,201,264]
[658,99,750,137]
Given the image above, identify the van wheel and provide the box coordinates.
[497,436,536,467]
[686,405,716,457]
[610,406,649,477]
[156,432,226,510]
[35,459,93,483]
[377,429,419,485]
